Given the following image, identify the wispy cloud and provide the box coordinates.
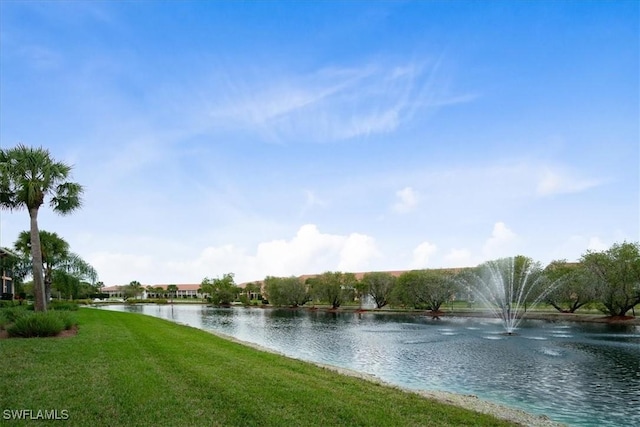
[300,190,328,217]
[536,167,602,196]
[207,59,477,143]
[393,186,418,213]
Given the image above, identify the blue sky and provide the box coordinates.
[1,1,638,286]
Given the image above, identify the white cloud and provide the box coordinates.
[88,252,155,285]
[411,241,437,268]
[253,224,345,277]
[545,235,610,264]
[393,186,418,213]
[99,224,382,286]
[338,233,381,272]
[536,167,601,196]
[482,222,518,259]
[442,248,475,268]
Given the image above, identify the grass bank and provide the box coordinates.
[0,308,518,426]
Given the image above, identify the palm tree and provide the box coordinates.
[128,281,143,300]
[0,145,83,311]
[167,284,178,303]
[15,230,70,303]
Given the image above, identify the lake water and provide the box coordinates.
[100,304,640,426]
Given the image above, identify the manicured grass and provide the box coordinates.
[0,308,515,426]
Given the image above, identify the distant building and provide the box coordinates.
[0,247,18,298]
[101,284,207,299]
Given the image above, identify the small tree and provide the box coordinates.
[264,276,308,307]
[422,270,459,312]
[361,272,396,309]
[581,242,640,317]
[542,260,596,313]
[311,271,357,309]
[124,281,143,300]
[393,270,427,309]
[52,270,80,300]
[394,269,457,311]
[201,273,238,306]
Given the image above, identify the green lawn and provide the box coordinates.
[0,308,516,426]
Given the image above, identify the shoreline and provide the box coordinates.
[96,301,640,325]
[199,326,565,427]
[254,303,640,326]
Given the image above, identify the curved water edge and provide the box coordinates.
[97,304,640,427]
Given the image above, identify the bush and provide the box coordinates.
[0,311,8,330]
[7,312,65,338]
[49,301,79,311]
[0,300,18,308]
[55,311,77,330]
[2,306,29,322]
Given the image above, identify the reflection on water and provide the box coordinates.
[100,305,640,427]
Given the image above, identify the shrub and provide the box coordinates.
[0,299,18,308]
[55,311,78,330]
[49,301,79,311]
[2,306,29,322]
[0,311,8,330]
[7,312,65,338]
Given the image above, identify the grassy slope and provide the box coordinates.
[0,309,514,427]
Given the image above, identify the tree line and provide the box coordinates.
[197,241,640,318]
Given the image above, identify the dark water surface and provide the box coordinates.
[101,305,640,426]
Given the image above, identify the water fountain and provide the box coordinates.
[463,256,556,334]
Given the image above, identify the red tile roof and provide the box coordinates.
[101,284,201,292]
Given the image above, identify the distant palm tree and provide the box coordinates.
[146,285,155,298]
[0,145,83,311]
[167,284,178,303]
[128,281,143,300]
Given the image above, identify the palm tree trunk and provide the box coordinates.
[29,207,47,311]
